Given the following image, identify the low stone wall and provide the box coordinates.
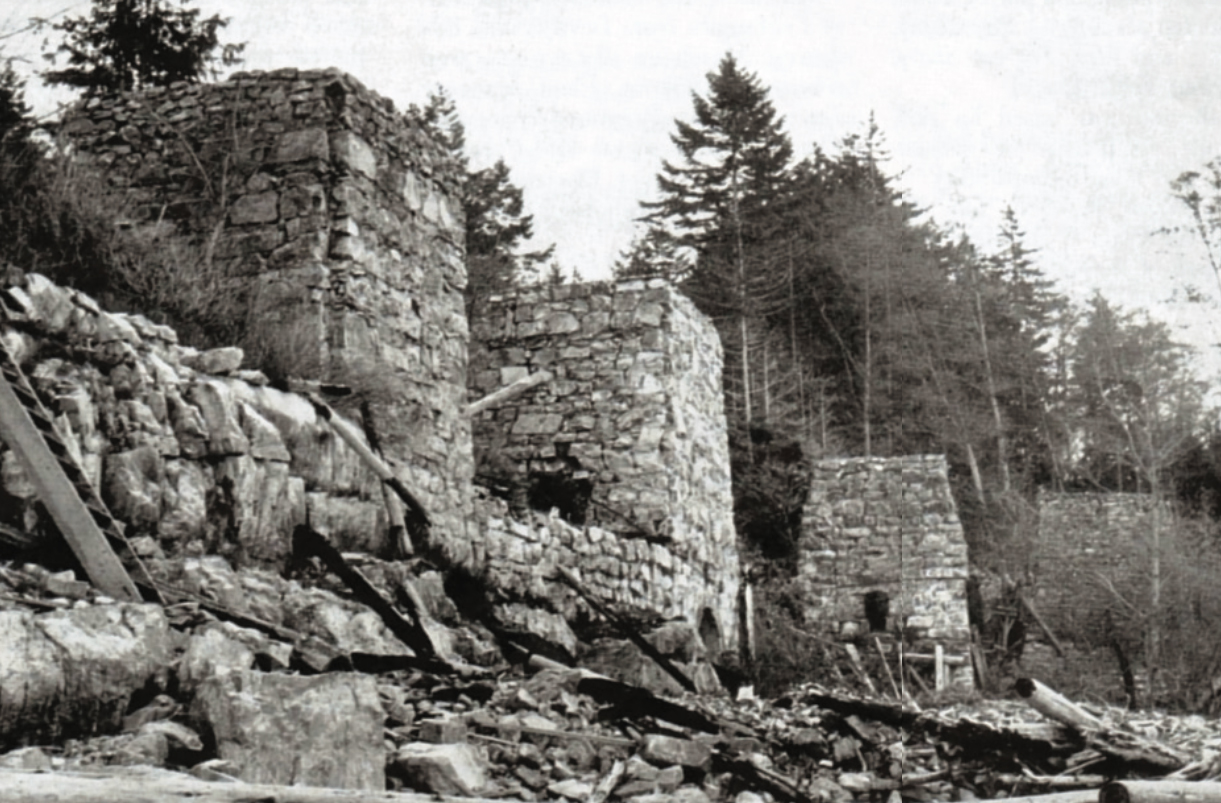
[469,279,740,653]
[474,494,735,660]
[798,455,970,651]
[2,273,391,568]
[62,67,473,551]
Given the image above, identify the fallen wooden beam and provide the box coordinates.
[0,766,513,803]
[554,564,697,694]
[1015,677,1104,732]
[1101,781,1221,803]
[293,524,446,668]
[465,370,553,417]
[306,395,430,543]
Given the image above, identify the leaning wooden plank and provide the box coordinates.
[971,793,1100,803]
[0,766,513,803]
[305,395,430,542]
[1100,781,1221,803]
[465,370,553,417]
[1020,591,1066,657]
[0,370,139,601]
[293,524,441,665]
[1015,677,1105,732]
[554,564,697,693]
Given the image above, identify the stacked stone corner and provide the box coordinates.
[62,68,474,550]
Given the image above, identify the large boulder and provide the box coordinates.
[0,604,171,749]
[191,670,385,790]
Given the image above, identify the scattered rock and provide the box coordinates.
[393,742,488,795]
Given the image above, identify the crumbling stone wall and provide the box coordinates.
[798,455,970,650]
[1033,491,1158,642]
[2,273,393,567]
[468,279,740,653]
[62,68,472,550]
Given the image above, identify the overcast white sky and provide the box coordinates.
[8,0,1221,375]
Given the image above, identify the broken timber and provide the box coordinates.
[553,564,698,693]
[0,333,148,602]
[465,370,553,417]
[0,766,513,803]
[305,394,431,544]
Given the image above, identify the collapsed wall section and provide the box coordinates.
[1,273,392,567]
[798,455,970,652]
[62,68,472,549]
[468,279,740,653]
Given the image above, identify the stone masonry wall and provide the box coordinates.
[798,455,970,651]
[2,273,394,568]
[62,68,472,552]
[468,279,740,651]
[1033,491,1158,643]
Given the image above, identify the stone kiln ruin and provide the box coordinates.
[798,455,971,658]
[54,71,742,654]
[63,68,473,549]
[468,280,741,657]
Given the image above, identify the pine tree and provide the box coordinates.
[464,158,554,299]
[38,0,244,94]
[642,53,794,429]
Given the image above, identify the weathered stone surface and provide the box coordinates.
[639,734,712,772]
[102,445,164,530]
[63,69,474,554]
[0,604,171,749]
[393,742,488,795]
[191,670,384,790]
[177,626,255,695]
[187,379,250,456]
[183,346,245,375]
[271,127,329,163]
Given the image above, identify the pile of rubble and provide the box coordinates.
[6,546,1221,803]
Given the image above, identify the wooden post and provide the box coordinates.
[934,644,946,691]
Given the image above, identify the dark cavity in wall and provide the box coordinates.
[864,590,890,632]
[528,453,592,525]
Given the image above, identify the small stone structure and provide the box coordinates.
[468,279,740,654]
[62,68,473,549]
[1033,491,1159,642]
[798,455,970,653]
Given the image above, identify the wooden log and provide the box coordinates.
[875,637,902,700]
[1015,677,1104,732]
[1101,781,1221,803]
[306,395,430,541]
[973,793,1100,803]
[0,766,514,803]
[994,774,1108,789]
[905,652,968,666]
[465,370,553,417]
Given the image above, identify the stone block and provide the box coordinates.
[393,742,488,795]
[331,130,377,179]
[639,734,712,772]
[192,670,384,790]
[271,127,329,163]
[0,604,170,749]
[228,191,279,225]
